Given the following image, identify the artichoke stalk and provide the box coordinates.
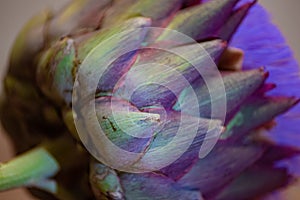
[1,0,300,199]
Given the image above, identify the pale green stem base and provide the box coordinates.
[0,147,59,193]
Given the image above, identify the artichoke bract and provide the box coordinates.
[1,0,300,199]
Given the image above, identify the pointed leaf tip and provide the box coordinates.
[258,145,300,165]
[217,0,257,41]
[215,166,291,200]
[178,143,265,196]
[116,40,226,109]
[174,68,267,118]
[49,0,112,39]
[158,0,239,41]
[222,96,300,141]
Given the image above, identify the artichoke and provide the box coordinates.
[1,0,300,199]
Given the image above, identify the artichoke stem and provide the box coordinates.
[0,147,59,192]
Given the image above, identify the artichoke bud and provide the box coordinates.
[174,68,267,118]
[182,0,201,8]
[115,40,226,109]
[2,76,63,149]
[48,0,112,39]
[94,97,161,154]
[81,97,223,174]
[76,17,151,60]
[217,1,256,41]
[62,108,80,140]
[120,173,204,199]
[259,145,300,164]
[90,161,125,200]
[222,96,300,141]
[1,0,300,199]
[102,0,182,28]
[37,37,76,106]
[215,166,291,200]
[9,10,50,81]
[178,143,266,196]
[154,113,224,179]
[158,0,239,41]
[4,76,41,109]
[73,17,151,105]
[38,17,151,106]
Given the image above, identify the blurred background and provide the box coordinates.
[0,0,299,199]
